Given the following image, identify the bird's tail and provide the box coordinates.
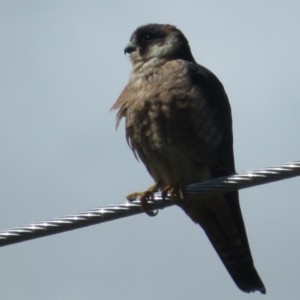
[181,193,266,294]
[202,220,266,294]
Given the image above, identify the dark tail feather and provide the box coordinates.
[203,226,266,294]
[182,192,266,294]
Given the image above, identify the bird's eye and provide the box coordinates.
[143,33,154,41]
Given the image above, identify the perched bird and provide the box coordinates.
[112,23,266,294]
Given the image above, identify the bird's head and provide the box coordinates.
[124,24,195,66]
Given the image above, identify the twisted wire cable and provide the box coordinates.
[0,160,299,248]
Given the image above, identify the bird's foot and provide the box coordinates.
[161,184,185,203]
[126,184,159,217]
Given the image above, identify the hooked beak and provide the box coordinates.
[124,42,137,54]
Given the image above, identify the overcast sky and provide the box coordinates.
[1,1,300,299]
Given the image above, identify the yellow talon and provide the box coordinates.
[162,184,185,202]
[126,183,159,217]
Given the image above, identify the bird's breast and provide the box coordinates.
[112,60,221,185]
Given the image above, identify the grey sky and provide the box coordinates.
[0,1,300,299]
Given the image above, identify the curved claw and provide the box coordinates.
[140,192,158,217]
[162,184,185,202]
[126,192,141,201]
[126,183,160,217]
[145,209,159,217]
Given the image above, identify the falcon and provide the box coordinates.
[112,24,266,294]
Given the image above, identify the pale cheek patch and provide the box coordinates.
[148,34,180,59]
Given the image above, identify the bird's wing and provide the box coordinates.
[184,62,266,293]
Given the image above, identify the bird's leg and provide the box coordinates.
[126,183,159,217]
[161,183,185,203]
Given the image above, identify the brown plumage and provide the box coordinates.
[112,24,266,294]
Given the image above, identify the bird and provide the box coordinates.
[111,23,266,294]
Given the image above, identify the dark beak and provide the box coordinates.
[124,42,137,54]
